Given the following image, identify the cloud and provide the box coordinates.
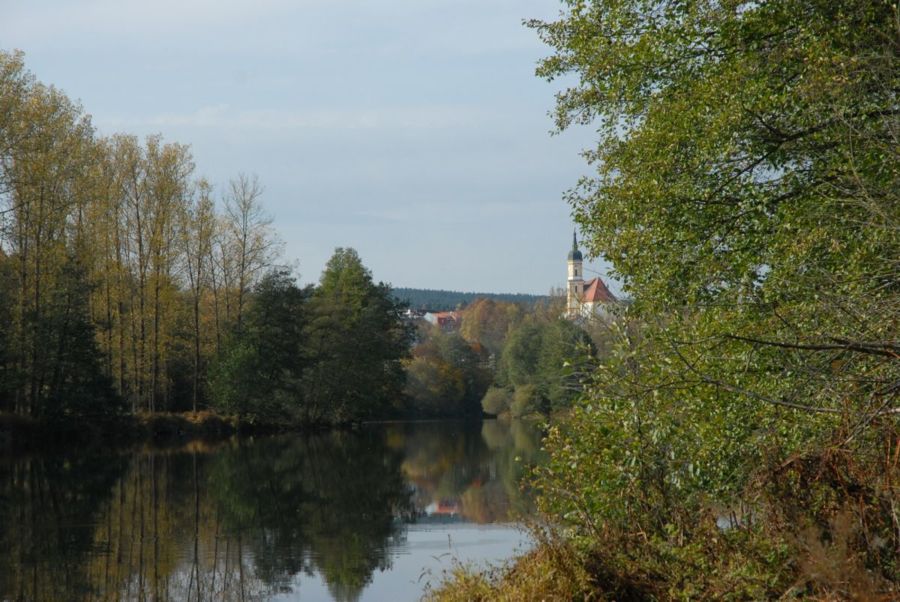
[351,199,556,225]
[4,0,553,60]
[3,0,298,41]
[98,103,500,131]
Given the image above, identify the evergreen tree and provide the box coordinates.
[38,257,121,417]
[209,268,308,421]
[303,248,411,422]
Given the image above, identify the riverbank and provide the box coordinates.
[425,528,591,601]
[427,437,900,601]
[0,410,497,454]
[0,410,309,453]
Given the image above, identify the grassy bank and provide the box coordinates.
[427,437,900,601]
[425,528,592,602]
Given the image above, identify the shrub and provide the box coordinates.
[510,385,542,418]
[481,387,512,416]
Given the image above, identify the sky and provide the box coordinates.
[0,0,616,295]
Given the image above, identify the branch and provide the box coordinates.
[725,334,900,359]
[667,337,844,414]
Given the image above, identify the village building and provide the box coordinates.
[566,231,617,319]
[423,310,462,332]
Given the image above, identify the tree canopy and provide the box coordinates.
[304,248,412,422]
[210,249,411,424]
[520,0,899,596]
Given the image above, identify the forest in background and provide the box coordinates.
[391,287,547,312]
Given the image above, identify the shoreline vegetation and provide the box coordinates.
[0,410,286,452]
[431,0,899,600]
[0,410,508,454]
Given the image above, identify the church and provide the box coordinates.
[566,232,617,319]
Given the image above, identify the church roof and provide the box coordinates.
[582,277,617,303]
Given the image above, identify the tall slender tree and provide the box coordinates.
[223,173,276,333]
[181,179,215,411]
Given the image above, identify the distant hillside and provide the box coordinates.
[391,287,547,311]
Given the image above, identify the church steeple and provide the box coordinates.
[567,229,583,262]
[566,230,584,318]
[565,230,618,320]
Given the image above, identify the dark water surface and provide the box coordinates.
[0,420,542,601]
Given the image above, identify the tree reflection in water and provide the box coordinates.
[0,420,542,601]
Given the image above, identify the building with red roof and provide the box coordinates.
[424,310,462,332]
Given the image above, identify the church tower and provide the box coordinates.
[566,230,584,318]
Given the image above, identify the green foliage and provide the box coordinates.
[0,51,287,418]
[404,329,491,416]
[37,258,123,418]
[510,384,542,419]
[498,323,544,387]
[433,332,492,413]
[0,254,20,411]
[531,0,897,312]
[304,248,411,422]
[404,356,466,415]
[536,319,595,410]
[480,386,512,416]
[209,268,308,421]
[0,250,121,417]
[0,51,124,418]
[211,250,411,424]
[497,319,594,412]
[520,0,900,596]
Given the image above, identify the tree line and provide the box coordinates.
[0,51,408,424]
[391,287,547,311]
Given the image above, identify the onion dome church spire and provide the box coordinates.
[568,229,583,261]
[566,230,584,317]
[565,230,617,319]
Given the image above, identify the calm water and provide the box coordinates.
[0,420,543,601]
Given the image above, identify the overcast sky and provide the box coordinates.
[1,0,615,295]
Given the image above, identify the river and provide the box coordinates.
[0,420,543,601]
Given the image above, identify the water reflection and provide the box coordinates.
[0,420,542,601]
